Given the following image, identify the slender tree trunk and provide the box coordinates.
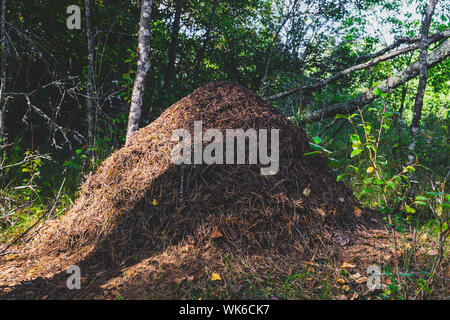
[396,54,413,125]
[0,0,7,144]
[408,0,438,166]
[126,0,153,143]
[396,83,408,124]
[164,0,183,94]
[193,0,219,87]
[85,0,95,152]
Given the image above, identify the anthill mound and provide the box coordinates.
[1,81,375,299]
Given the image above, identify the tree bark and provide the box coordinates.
[193,0,219,87]
[408,0,438,165]
[164,0,183,94]
[0,0,7,144]
[300,37,450,123]
[85,0,95,151]
[126,0,153,143]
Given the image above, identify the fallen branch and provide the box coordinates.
[356,30,449,62]
[300,37,450,123]
[267,30,449,101]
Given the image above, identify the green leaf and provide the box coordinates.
[304,151,321,156]
[405,204,416,214]
[312,136,322,144]
[351,149,362,157]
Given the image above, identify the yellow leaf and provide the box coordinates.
[341,262,357,269]
[152,199,159,206]
[435,205,442,216]
[5,254,17,261]
[366,166,375,174]
[336,278,346,284]
[211,272,222,281]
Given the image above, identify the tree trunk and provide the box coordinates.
[395,54,414,125]
[397,83,408,123]
[300,37,449,123]
[0,0,7,144]
[408,0,438,165]
[126,0,153,143]
[193,0,219,87]
[164,0,183,94]
[85,0,95,152]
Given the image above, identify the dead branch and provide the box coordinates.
[300,37,450,123]
[356,30,449,62]
[267,30,449,101]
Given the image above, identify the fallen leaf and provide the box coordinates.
[336,278,346,284]
[427,249,438,256]
[353,206,363,217]
[349,292,359,300]
[315,207,326,217]
[5,254,17,261]
[420,234,428,242]
[211,272,222,281]
[211,230,223,239]
[350,272,361,280]
[303,187,311,197]
[355,276,367,284]
[341,261,357,269]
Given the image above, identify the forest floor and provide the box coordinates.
[0,210,448,300]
